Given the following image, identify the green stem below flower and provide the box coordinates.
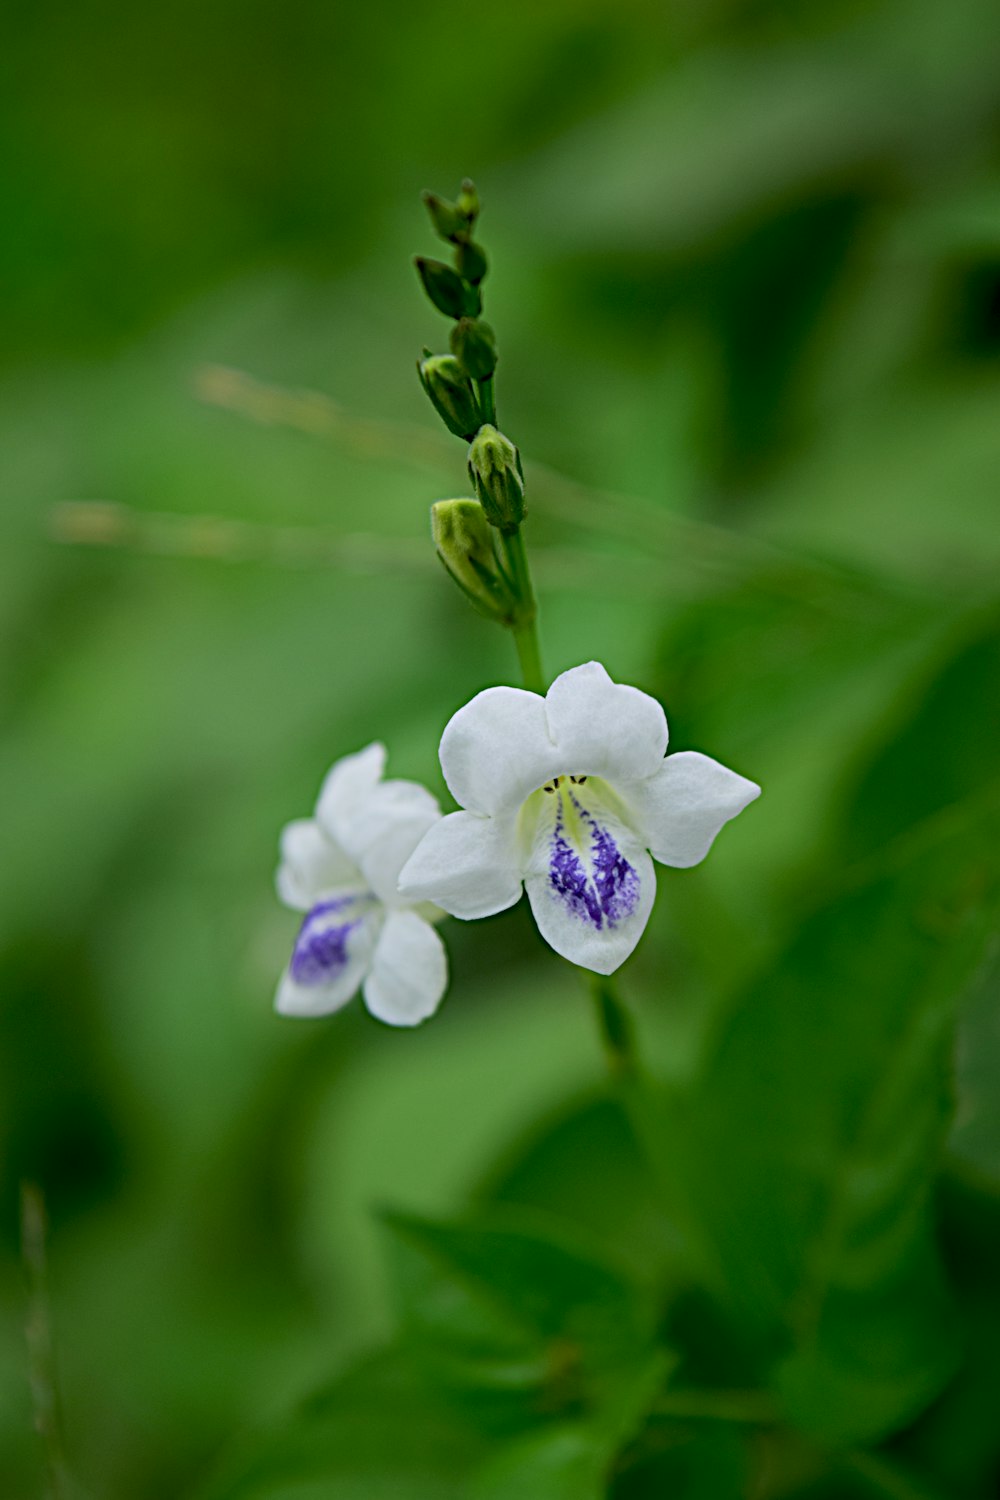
[588,970,637,1080]
[512,623,545,696]
[497,527,545,693]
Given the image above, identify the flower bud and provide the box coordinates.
[457,178,480,223]
[421,190,467,244]
[414,257,478,319]
[418,355,481,439]
[431,499,516,621]
[467,424,526,533]
[455,240,488,285]
[450,317,497,381]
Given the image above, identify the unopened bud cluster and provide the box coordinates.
[416,182,535,639]
[415,180,497,434]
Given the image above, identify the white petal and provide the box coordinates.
[439,685,559,815]
[626,750,761,868]
[362,911,448,1027]
[361,822,441,908]
[275,967,361,1019]
[397,810,523,919]
[275,898,380,1017]
[335,780,442,904]
[544,662,668,783]
[275,819,362,911]
[315,742,387,838]
[333,778,439,859]
[523,787,656,974]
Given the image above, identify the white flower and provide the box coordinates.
[275,743,447,1026]
[398,662,760,975]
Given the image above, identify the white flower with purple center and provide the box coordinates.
[398,662,760,975]
[275,744,447,1026]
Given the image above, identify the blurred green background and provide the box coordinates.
[3,0,1000,1494]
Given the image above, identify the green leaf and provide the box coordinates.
[892,1173,1000,1497]
[646,608,1000,1446]
[949,941,1000,1186]
[655,563,935,769]
[197,1347,489,1500]
[468,1360,671,1500]
[658,797,1000,1446]
[854,608,1000,1192]
[838,608,1000,860]
[470,1424,611,1500]
[480,1092,680,1287]
[381,1208,667,1436]
[610,1419,748,1500]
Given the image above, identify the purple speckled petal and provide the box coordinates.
[524,786,655,974]
[275,895,379,1018]
[547,802,642,929]
[289,897,363,983]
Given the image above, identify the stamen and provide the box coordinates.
[542,776,564,794]
[569,775,588,784]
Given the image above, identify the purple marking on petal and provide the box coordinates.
[547,795,640,930]
[549,827,603,926]
[290,896,366,985]
[588,813,640,925]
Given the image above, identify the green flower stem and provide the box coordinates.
[497,526,545,694]
[478,375,496,424]
[512,623,545,696]
[588,970,637,1080]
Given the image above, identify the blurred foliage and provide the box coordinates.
[3,0,1000,1495]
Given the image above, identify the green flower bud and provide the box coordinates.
[431,498,516,622]
[414,257,478,319]
[417,355,481,439]
[457,178,480,223]
[450,317,497,381]
[455,240,488,285]
[467,424,526,534]
[421,190,467,244]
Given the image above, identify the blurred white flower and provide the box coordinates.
[399,662,760,975]
[275,744,446,1026]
